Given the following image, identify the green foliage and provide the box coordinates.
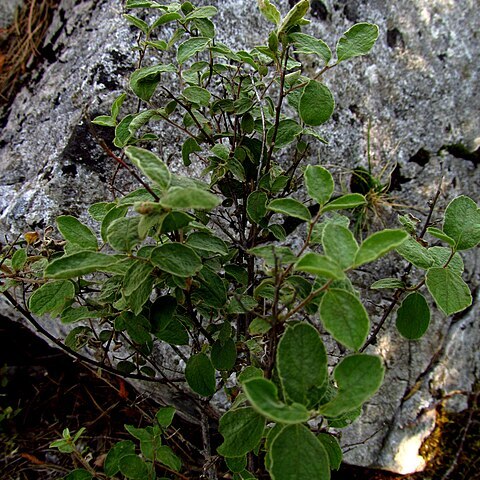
[1,1,477,478]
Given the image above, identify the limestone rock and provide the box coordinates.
[0,0,479,474]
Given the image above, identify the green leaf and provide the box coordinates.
[183,86,211,106]
[123,14,149,34]
[123,260,154,297]
[426,227,455,246]
[114,114,134,148]
[156,406,176,427]
[107,216,141,252]
[182,137,202,166]
[29,280,75,316]
[91,115,115,127]
[64,469,93,480]
[319,354,384,417]
[151,12,182,29]
[218,407,265,457]
[294,253,345,280]
[104,440,136,476]
[269,424,330,480]
[426,267,472,316]
[192,268,227,308]
[226,456,247,473]
[211,338,237,371]
[336,23,379,62]
[278,0,310,34]
[45,252,120,279]
[156,445,182,471]
[150,296,189,345]
[443,195,480,251]
[11,248,27,271]
[247,191,268,224]
[267,119,302,149]
[177,37,210,64]
[249,245,297,266]
[61,306,100,324]
[56,216,98,251]
[242,378,309,424]
[322,223,358,269]
[184,5,218,20]
[354,229,408,267]
[396,236,433,269]
[125,146,171,190]
[89,202,116,222]
[268,198,311,221]
[121,312,151,344]
[257,0,280,26]
[304,165,334,205]
[299,80,335,126]
[396,292,430,340]
[130,63,176,101]
[119,454,149,479]
[186,232,228,255]
[289,32,332,64]
[317,433,342,471]
[277,323,328,406]
[160,187,220,210]
[111,93,127,121]
[185,353,216,397]
[429,246,464,275]
[101,206,128,242]
[151,243,202,277]
[370,278,405,290]
[321,193,366,212]
[319,288,369,350]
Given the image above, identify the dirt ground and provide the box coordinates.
[1,317,478,480]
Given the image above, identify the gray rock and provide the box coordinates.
[1,0,479,474]
[0,0,24,28]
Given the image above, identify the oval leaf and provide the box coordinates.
[269,424,330,480]
[354,229,408,267]
[322,223,358,269]
[45,252,120,279]
[160,187,220,211]
[320,354,384,418]
[299,80,335,126]
[217,407,265,457]
[56,216,98,251]
[319,288,369,351]
[443,195,480,251]
[125,146,171,190]
[185,353,216,397]
[304,165,334,205]
[29,280,75,316]
[426,267,472,316]
[151,243,202,277]
[268,198,311,221]
[336,23,379,62]
[396,292,430,340]
[277,323,328,406]
[242,378,309,424]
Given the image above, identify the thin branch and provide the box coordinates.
[2,290,177,385]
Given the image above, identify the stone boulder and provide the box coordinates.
[0,0,478,474]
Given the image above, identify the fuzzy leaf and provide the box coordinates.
[354,229,408,267]
[151,243,202,277]
[185,353,216,397]
[443,195,480,251]
[396,292,430,340]
[336,23,379,62]
[320,354,384,417]
[304,165,334,205]
[29,280,75,316]
[426,267,472,315]
[268,198,311,221]
[299,80,335,126]
[56,216,98,251]
[125,146,171,190]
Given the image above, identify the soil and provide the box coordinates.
[1,317,478,480]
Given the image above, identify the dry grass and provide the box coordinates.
[0,0,59,106]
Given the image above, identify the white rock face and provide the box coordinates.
[1,0,479,473]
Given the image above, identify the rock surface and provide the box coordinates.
[0,0,479,473]
[0,0,24,28]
